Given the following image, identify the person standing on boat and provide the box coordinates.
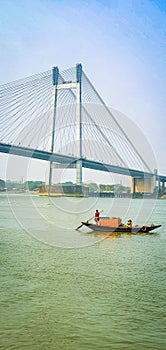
[95,209,100,223]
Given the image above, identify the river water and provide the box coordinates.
[0,194,165,350]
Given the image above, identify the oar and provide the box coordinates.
[75,216,94,231]
[75,210,103,230]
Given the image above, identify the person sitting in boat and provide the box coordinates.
[126,219,132,228]
[95,209,100,223]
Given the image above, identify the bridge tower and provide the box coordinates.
[47,64,83,192]
[48,66,59,192]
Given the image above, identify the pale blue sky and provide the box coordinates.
[0,0,165,182]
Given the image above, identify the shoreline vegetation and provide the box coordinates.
[0,180,165,199]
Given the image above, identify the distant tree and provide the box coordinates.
[114,184,124,192]
[125,187,131,194]
[88,183,98,192]
[99,184,106,192]
[105,184,114,191]
[62,182,74,186]
[114,184,129,193]
[0,179,5,188]
[25,181,44,191]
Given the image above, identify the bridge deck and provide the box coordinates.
[0,142,165,181]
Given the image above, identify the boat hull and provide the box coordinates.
[81,222,161,233]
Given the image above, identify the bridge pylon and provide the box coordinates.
[47,64,83,193]
[47,66,59,194]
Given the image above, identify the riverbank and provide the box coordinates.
[1,190,166,199]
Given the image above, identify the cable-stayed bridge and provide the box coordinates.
[0,64,165,193]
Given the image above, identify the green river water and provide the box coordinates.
[0,195,165,350]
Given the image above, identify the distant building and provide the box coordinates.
[39,184,89,196]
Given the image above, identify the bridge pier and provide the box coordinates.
[131,175,155,195]
[162,181,165,194]
[159,180,165,195]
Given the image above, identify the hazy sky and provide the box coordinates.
[0,0,165,183]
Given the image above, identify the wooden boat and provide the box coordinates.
[80,222,161,233]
